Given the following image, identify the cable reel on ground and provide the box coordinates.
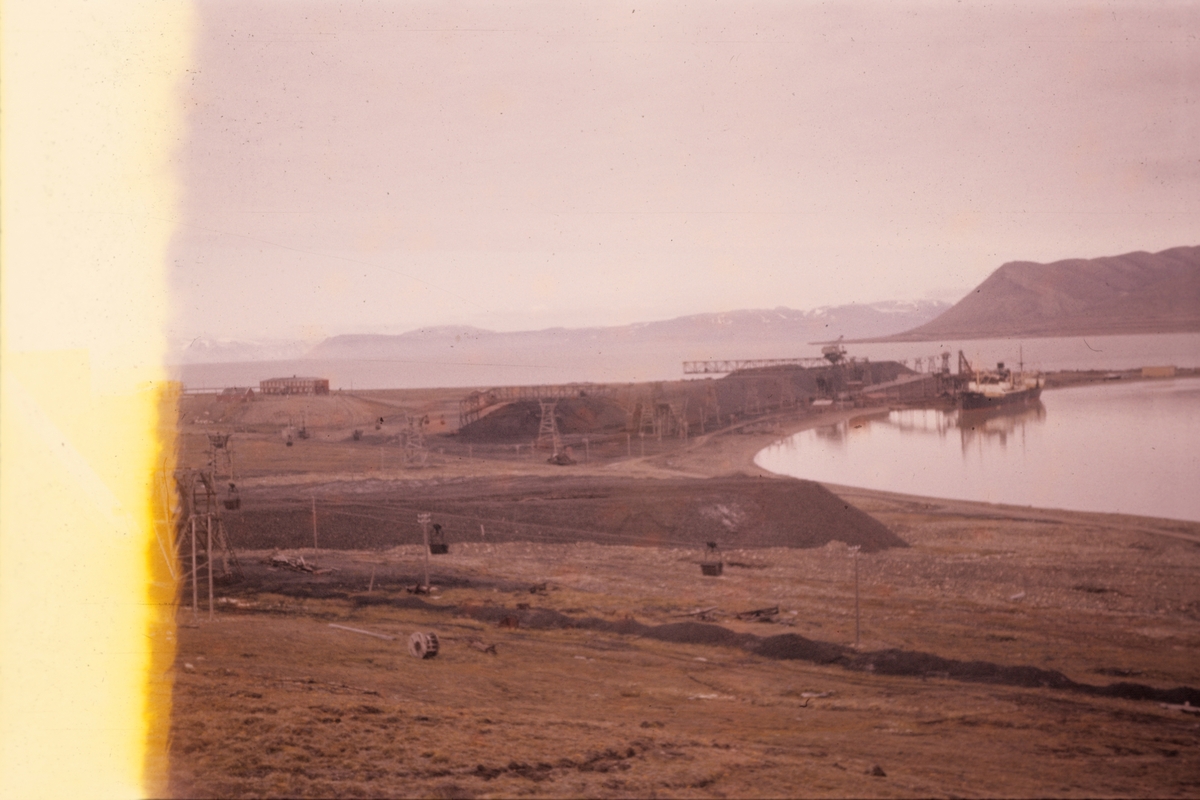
[408,631,439,659]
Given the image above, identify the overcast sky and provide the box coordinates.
[168,1,1200,343]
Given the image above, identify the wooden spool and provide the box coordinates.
[408,632,440,659]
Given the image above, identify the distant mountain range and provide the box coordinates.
[882,246,1200,341]
[171,300,950,365]
[172,244,1199,368]
[170,337,314,365]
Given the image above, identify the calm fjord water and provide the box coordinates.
[174,332,1200,390]
[755,377,1200,522]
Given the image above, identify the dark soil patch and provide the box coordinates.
[447,603,1200,707]
[224,475,906,552]
[752,633,849,664]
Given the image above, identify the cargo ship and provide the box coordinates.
[957,351,1043,411]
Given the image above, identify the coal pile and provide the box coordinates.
[719,360,911,408]
[411,476,907,552]
[457,397,627,442]
[225,475,907,552]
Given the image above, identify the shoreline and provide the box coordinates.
[661,381,1200,534]
[187,376,1199,531]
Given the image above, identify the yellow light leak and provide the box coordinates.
[1,2,192,797]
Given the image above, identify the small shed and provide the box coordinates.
[217,387,255,403]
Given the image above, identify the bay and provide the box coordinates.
[754,377,1200,522]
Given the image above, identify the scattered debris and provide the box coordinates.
[1161,701,1200,715]
[867,764,887,777]
[328,623,396,641]
[529,582,548,594]
[1009,591,1026,601]
[736,605,780,621]
[679,606,719,621]
[468,640,498,655]
[498,616,519,629]
[265,553,335,575]
[800,691,834,699]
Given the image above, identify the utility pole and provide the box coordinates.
[311,496,318,550]
[207,516,215,620]
[417,512,432,591]
[850,545,861,648]
[191,516,198,617]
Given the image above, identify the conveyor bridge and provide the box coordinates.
[682,357,834,375]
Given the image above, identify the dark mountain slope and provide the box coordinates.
[886,246,1200,341]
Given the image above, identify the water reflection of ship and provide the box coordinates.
[957,401,1046,451]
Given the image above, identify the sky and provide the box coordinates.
[169,0,1200,343]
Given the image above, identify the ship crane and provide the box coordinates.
[958,350,975,378]
[821,337,847,364]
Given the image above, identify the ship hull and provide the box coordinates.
[959,384,1042,411]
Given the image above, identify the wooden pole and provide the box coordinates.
[853,547,861,648]
[418,513,431,590]
[190,516,198,616]
[422,522,430,589]
[311,496,318,550]
[207,515,215,620]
